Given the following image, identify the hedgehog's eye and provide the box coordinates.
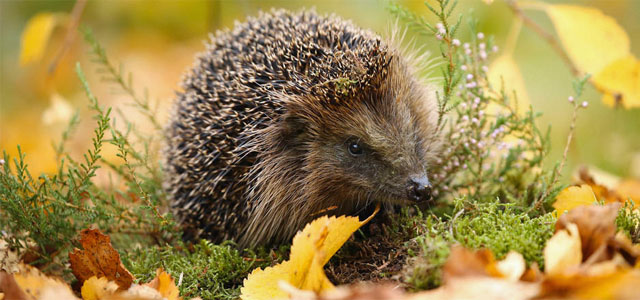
[347,139,364,156]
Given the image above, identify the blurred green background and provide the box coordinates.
[1,0,639,182]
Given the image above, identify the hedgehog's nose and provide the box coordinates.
[406,175,432,203]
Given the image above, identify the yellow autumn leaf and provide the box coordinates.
[487,54,530,114]
[544,222,582,275]
[240,207,379,300]
[7,264,79,299]
[553,184,597,217]
[20,12,59,66]
[81,276,119,300]
[546,4,630,76]
[145,269,181,300]
[593,55,640,109]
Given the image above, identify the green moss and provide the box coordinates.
[403,200,555,290]
[123,240,273,300]
[616,201,640,243]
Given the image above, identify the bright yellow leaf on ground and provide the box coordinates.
[553,184,597,217]
[487,54,530,114]
[593,55,640,109]
[20,12,58,66]
[81,276,119,300]
[546,4,630,76]
[240,207,379,300]
[544,223,582,275]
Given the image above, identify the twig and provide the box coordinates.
[48,0,87,74]
[506,0,579,76]
[532,101,579,211]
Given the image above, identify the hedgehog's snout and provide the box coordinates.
[406,174,432,203]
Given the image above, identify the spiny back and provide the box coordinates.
[164,9,392,244]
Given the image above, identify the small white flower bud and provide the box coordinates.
[452,39,461,46]
[477,32,485,39]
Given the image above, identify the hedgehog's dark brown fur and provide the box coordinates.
[164,9,441,248]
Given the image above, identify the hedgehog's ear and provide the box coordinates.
[279,113,308,145]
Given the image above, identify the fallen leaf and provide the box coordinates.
[495,251,526,282]
[441,246,500,279]
[81,276,119,300]
[20,12,59,66]
[555,203,621,261]
[240,206,379,300]
[69,229,135,290]
[544,222,582,275]
[416,247,539,300]
[617,179,640,204]
[576,167,624,205]
[144,269,180,300]
[552,184,597,217]
[0,264,78,300]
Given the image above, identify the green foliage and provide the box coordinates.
[402,200,555,290]
[616,201,640,243]
[123,240,273,300]
[390,0,560,212]
[0,31,176,275]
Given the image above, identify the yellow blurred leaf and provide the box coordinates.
[20,12,58,66]
[593,55,640,109]
[487,54,530,114]
[553,184,597,217]
[546,4,630,75]
[240,207,378,300]
[544,223,582,275]
[0,264,79,300]
[617,179,640,204]
[144,269,181,300]
[81,276,118,300]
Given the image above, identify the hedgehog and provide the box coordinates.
[164,9,442,248]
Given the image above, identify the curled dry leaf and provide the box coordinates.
[576,167,640,205]
[416,246,539,300]
[69,228,135,290]
[555,203,621,262]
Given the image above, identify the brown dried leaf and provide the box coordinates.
[555,203,621,262]
[442,246,500,279]
[69,229,134,290]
